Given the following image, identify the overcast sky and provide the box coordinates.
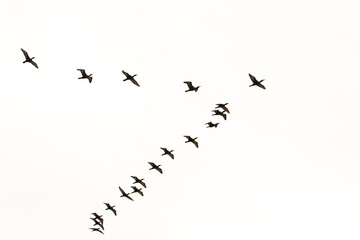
[1,0,360,239]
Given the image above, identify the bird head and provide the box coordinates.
[260,79,265,83]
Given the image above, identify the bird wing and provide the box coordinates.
[131,176,139,181]
[88,76,92,83]
[184,81,193,88]
[122,70,131,78]
[249,73,258,84]
[184,135,190,140]
[126,195,134,201]
[160,147,166,152]
[194,141,199,148]
[21,48,30,59]
[140,181,147,188]
[139,190,144,196]
[258,83,266,89]
[118,186,126,195]
[111,208,117,216]
[131,78,140,87]
[148,162,155,167]
[104,203,110,208]
[131,186,137,191]
[77,69,86,77]
[157,167,163,174]
[222,106,230,113]
[30,60,38,69]
[169,152,174,159]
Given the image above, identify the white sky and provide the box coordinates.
[1,0,360,239]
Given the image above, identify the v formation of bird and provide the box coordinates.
[20,48,266,235]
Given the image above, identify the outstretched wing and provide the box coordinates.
[193,141,199,148]
[122,70,131,78]
[156,167,163,174]
[130,78,140,87]
[118,186,126,195]
[131,176,139,182]
[169,152,174,159]
[126,195,134,201]
[249,73,257,84]
[184,81,193,88]
[77,69,86,77]
[148,162,156,168]
[21,48,30,59]
[30,60,38,69]
[111,208,117,216]
[140,181,147,188]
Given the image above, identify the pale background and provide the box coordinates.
[0,0,359,239]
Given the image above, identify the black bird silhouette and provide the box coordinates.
[89,228,104,234]
[184,135,199,148]
[131,186,144,196]
[212,109,227,120]
[131,176,147,188]
[119,186,134,201]
[93,219,104,230]
[104,203,117,216]
[160,147,174,159]
[216,103,230,113]
[184,81,200,92]
[122,70,140,87]
[91,213,104,225]
[21,48,38,68]
[148,162,163,174]
[206,122,219,128]
[249,73,266,89]
[77,69,93,83]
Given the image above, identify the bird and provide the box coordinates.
[205,122,219,128]
[131,186,144,196]
[160,147,174,159]
[104,203,117,216]
[77,69,93,83]
[184,135,199,148]
[131,176,147,188]
[148,162,163,174]
[212,109,227,120]
[91,213,104,225]
[184,81,200,92]
[215,103,230,113]
[21,48,38,68]
[118,186,134,201]
[89,228,104,234]
[249,73,266,89]
[122,70,140,87]
[93,219,104,230]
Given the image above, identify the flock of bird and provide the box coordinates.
[20,48,266,235]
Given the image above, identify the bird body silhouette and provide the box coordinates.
[77,69,93,83]
[119,186,134,201]
[104,203,117,216]
[184,135,199,148]
[249,73,266,89]
[184,81,200,92]
[21,48,38,68]
[212,109,227,120]
[160,147,174,159]
[131,186,144,196]
[148,162,163,174]
[89,228,104,234]
[206,122,219,128]
[122,70,140,87]
[216,103,230,113]
[131,176,147,188]
[91,213,104,225]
